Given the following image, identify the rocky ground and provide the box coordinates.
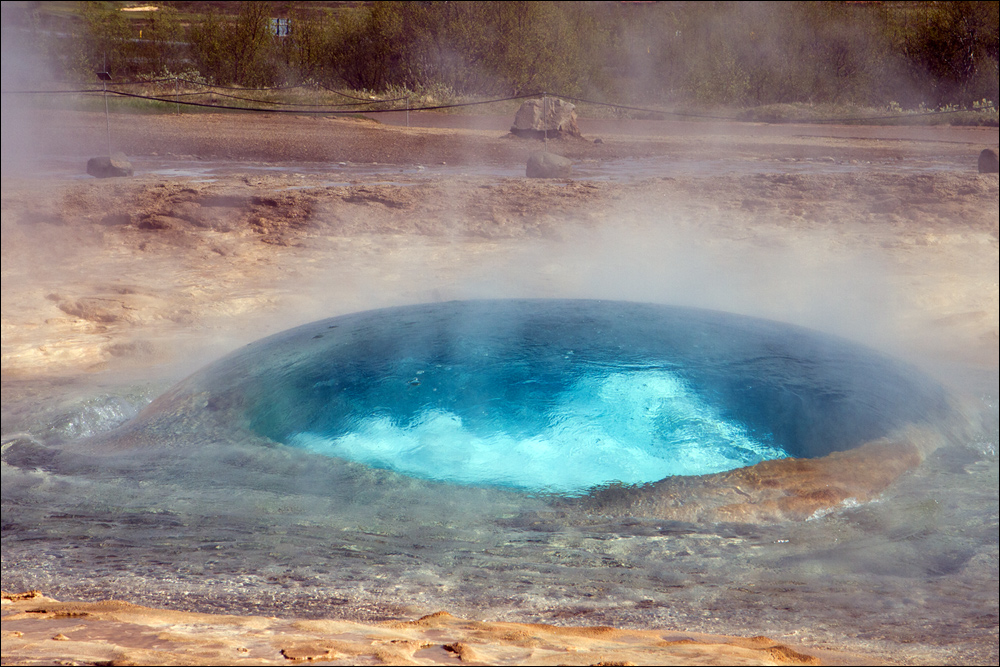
[3,111,996,390]
[2,590,853,666]
[2,108,998,665]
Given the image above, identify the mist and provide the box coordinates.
[1,5,47,177]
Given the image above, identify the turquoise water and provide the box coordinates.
[291,368,788,494]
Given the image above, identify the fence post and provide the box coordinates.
[103,53,111,156]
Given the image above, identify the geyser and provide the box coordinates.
[136,300,951,497]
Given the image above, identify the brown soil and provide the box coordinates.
[15,107,1000,165]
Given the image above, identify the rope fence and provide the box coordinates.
[0,78,990,124]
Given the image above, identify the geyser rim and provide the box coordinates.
[162,297,932,379]
[108,297,959,522]
[213,297,865,350]
[138,297,956,446]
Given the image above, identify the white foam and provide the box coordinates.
[290,369,788,494]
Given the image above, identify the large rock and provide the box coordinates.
[87,153,133,178]
[978,148,999,173]
[511,98,581,139]
[526,151,572,178]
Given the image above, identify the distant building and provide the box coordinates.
[271,18,291,37]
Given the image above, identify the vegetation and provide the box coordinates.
[79,1,184,77]
[3,1,998,119]
[189,2,275,87]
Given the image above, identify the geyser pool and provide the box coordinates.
[137,299,950,496]
[291,368,791,494]
[6,299,994,663]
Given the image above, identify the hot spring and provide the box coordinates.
[2,299,996,661]
[132,299,948,497]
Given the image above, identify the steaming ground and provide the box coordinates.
[1,111,998,665]
[2,142,996,391]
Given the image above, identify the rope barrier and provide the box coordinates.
[0,86,991,123]
[0,88,541,114]
[85,77,413,107]
[161,89,409,108]
[87,89,374,114]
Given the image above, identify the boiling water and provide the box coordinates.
[2,300,996,664]
[292,368,790,494]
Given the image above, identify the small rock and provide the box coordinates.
[978,148,999,173]
[86,152,133,178]
[526,152,572,178]
[594,138,603,144]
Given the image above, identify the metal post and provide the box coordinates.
[103,53,111,156]
[175,76,180,115]
[406,95,409,128]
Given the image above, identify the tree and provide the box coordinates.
[81,2,138,77]
[190,1,277,86]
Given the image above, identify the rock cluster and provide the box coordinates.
[87,152,133,178]
[510,98,581,139]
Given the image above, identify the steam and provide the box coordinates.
[262,204,901,371]
[0,6,64,176]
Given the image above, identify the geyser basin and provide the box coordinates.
[138,299,950,499]
[6,299,992,661]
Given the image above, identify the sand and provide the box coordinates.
[1,109,998,665]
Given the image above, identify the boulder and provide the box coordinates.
[511,98,581,139]
[87,153,133,178]
[526,152,572,178]
[978,148,999,173]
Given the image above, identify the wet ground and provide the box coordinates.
[27,147,978,186]
[2,111,998,665]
